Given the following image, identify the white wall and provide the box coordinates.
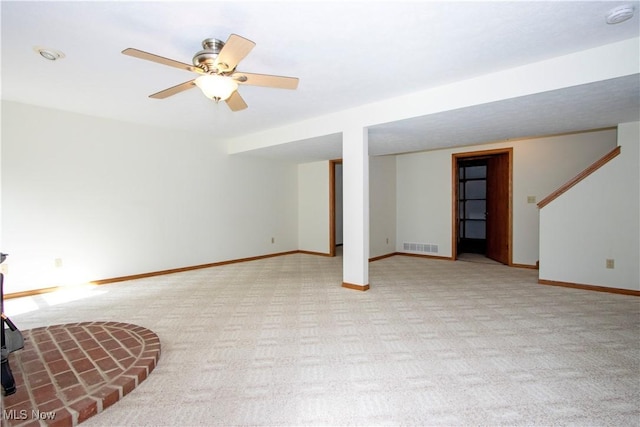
[396,148,452,258]
[370,155,396,258]
[539,122,639,291]
[1,101,298,292]
[297,161,329,253]
[297,155,396,259]
[396,129,617,265]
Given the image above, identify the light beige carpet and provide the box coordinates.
[456,252,503,265]
[4,253,639,426]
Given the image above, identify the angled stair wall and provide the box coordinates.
[538,122,640,293]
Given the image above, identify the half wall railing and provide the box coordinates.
[537,146,621,209]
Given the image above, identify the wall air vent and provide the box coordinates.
[403,242,439,253]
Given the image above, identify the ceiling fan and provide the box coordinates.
[122,34,299,111]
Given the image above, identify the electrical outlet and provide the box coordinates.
[606,259,615,269]
[527,196,536,204]
[54,258,63,268]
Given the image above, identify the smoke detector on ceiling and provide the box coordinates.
[605,4,635,24]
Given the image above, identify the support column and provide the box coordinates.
[341,126,369,291]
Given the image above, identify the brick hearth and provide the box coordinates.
[1,322,161,427]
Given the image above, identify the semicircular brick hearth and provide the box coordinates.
[2,322,161,427]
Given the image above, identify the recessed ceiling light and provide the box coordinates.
[33,46,65,61]
[606,5,635,24]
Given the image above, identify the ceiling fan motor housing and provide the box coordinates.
[192,38,226,73]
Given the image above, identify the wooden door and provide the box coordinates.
[486,153,510,264]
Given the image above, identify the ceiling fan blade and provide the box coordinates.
[122,48,204,74]
[225,91,248,111]
[215,34,256,73]
[149,80,196,99]
[233,72,299,90]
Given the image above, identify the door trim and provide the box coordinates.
[451,148,513,265]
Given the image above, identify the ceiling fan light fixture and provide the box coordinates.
[195,74,238,101]
[123,33,297,111]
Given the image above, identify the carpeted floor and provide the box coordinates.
[456,252,503,265]
[2,252,639,426]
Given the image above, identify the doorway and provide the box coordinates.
[329,159,343,256]
[458,159,488,254]
[453,148,512,265]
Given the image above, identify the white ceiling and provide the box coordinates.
[2,1,639,162]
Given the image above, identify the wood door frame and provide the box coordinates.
[329,159,342,257]
[452,148,513,265]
